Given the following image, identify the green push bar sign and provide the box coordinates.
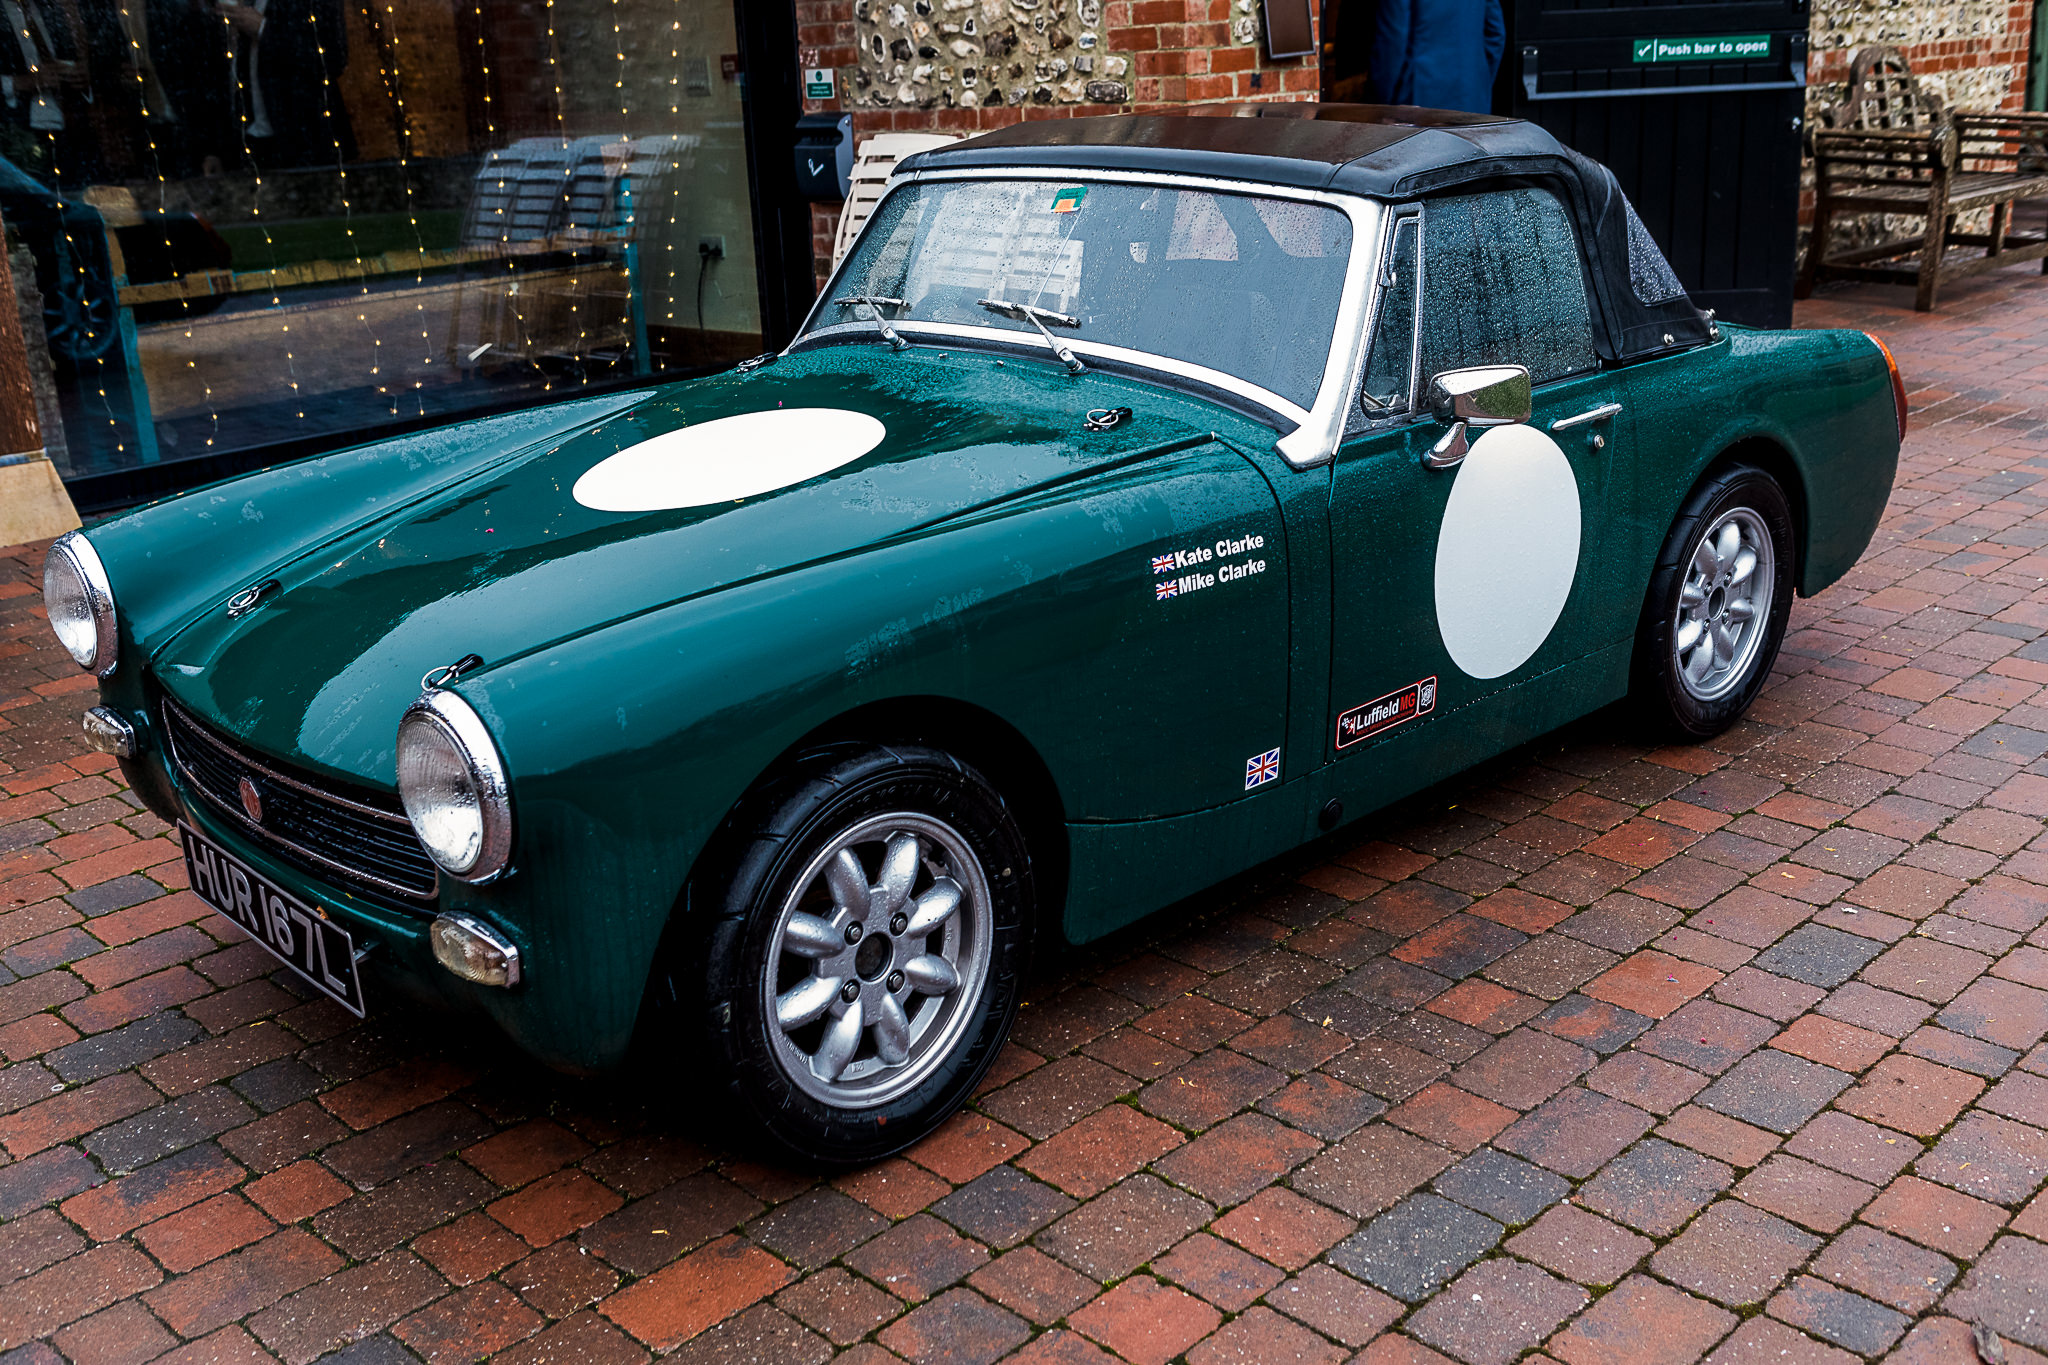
[1632,34,1773,63]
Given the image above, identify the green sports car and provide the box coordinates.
[44,106,1905,1165]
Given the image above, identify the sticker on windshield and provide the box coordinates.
[1050,186,1087,213]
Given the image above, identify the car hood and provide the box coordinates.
[151,347,1213,784]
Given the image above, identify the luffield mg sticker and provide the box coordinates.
[1336,676,1438,749]
[1151,531,1268,602]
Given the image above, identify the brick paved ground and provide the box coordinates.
[5,270,2048,1365]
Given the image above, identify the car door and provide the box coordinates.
[1323,186,1638,800]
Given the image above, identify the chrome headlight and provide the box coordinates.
[396,690,512,882]
[43,531,117,676]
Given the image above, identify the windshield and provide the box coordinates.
[809,178,1355,411]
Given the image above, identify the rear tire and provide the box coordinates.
[1632,464,1796,740]
[668,744,1034,1168]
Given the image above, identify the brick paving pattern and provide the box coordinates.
[4,269,2048,1364]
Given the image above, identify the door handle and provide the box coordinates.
[1550,403,1623,432]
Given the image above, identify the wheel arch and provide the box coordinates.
[628,693,1068,1132]
[641,694,1071,1028]
[1627,435,1803,737]
[778,696,1072,935]
[1694,434,1809,590]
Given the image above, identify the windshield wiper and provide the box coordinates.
[832,294,909,351]
[976,297,1085,375]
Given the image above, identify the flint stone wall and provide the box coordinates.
[852,0,1135,110]
[1808,0,2029,125]
[797,0,1320,279]
[1800,0,2033,255]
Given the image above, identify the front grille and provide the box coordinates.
[161,697,440,904]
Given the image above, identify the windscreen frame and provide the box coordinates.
[792,167,1384,469]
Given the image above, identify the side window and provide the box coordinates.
[1359,213,1420,418]
[1418,189,1598,386]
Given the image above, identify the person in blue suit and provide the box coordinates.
[1369,0,1506,115]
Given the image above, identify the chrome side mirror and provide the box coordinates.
[1422,365,1532,468]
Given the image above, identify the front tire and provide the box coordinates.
[684,744,1034,1167]
[1633,464,1796,739]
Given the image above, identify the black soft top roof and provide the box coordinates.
[900,105,1714,363]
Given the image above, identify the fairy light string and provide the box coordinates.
[225,1,302,436]
[468,0,541,377]
[119,1,224,455]
[35,0,727,469]
[363,0,434,418]
[15,9,120,461]
[301,4,393,426]
[111,0,201,457]
[539,0,590,385]
[527,0,564,395]
[662,0,680,328]
[35,126,125,460]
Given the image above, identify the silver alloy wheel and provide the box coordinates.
[1674,506,1775,702]
[763,812,994,1108]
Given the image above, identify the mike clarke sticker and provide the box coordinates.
[1336,676,1438,750]
[1150,532,1268,603]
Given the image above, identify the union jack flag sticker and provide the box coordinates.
[1150,553,1177,575]
[1245,747,1281,789]
[1155,579,1178,601]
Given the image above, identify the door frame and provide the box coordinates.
[735,0,826,349]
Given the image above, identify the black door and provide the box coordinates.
[1509,0,1808,327]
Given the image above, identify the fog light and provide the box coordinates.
[82,706,136,758]
[430,913,521,987]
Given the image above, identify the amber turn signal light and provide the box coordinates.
[1864,332,1908,440]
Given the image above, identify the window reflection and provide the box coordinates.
[1,0,765,483]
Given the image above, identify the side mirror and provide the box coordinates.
[1422,365,1531,468]
[1429,365,1532,426]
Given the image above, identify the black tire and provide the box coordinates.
[670,743,1035,1167]
[1632,464,1796,740]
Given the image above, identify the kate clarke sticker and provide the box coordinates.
[1151,532,1267,603]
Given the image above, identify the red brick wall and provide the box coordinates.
[796,0,1320,285]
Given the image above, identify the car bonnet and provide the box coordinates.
[148,347,1212,786]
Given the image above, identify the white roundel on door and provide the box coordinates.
[1434,423,1582,680]
[573,408,887,512]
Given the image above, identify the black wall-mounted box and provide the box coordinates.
[794,113,854,200]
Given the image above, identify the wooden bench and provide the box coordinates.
[1798,46,2048,311]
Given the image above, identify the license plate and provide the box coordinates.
[180,822,366,1016]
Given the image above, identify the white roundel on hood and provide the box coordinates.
[573,408,887,512]
[1434,423,1582,680]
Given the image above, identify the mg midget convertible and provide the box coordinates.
[45,106,1905,1164]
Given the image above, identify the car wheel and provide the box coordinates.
[684,744,1034,1167]
[1633,464,1796,740]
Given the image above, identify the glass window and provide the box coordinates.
[1622,196,1687,305]
[7,0,769,484]
[1358,213,1419,417]
[1417,189,1598,386]
[817,179,1353,411]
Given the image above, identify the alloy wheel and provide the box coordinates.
[1673,506,1775,702]
[762,812,993,1108]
